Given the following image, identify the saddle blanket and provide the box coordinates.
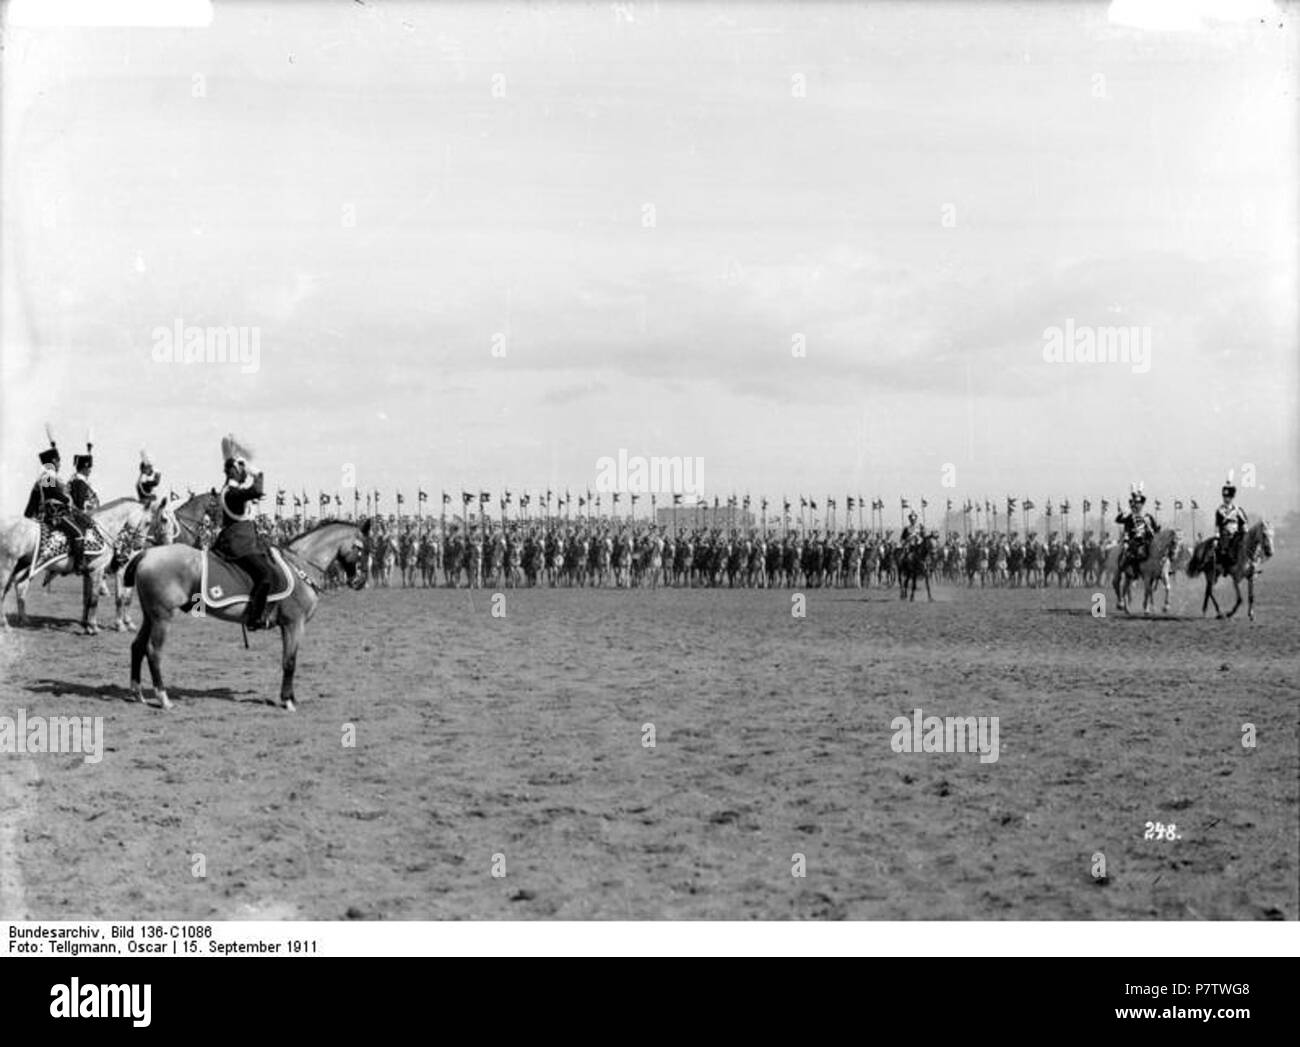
[31,524,108,578]
[191,547,298,611]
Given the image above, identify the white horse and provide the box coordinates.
[0,498,170,633]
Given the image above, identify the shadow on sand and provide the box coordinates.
[1,613,87,631]
[25,678,259,705]
[1042,608,1185,622]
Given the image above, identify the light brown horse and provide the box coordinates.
[126,519,369,711]
[1110,527,1183,615]
[1187,519,1274,620]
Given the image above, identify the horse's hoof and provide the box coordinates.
[156,689,173,710]
[282,699,296,713]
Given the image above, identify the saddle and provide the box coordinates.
[33,521,108,575]
[191,547,298,611]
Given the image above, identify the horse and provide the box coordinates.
[1186,520,1274,620]
[504,535,523,589]
[162,490,220,547]
[897,534,937,602]
[1111,528,1183,615]
[1022,541,1044,588]
[0,497,169,633]
[126,519,369,711]
[674,537,693,587]
[397,530,415,587]
[482,533,503,588]
[375,531,397,587]
[1066,543,1083,588]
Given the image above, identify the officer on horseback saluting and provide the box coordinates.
[1213,478,1247,573]
[213,434,275,630]
[1115,482,1159,578]
[23,426,94,573]
[900,511,924,548]
[136,449,163,507]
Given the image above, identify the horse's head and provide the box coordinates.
[289,518,371,589]
[147,494,181,545]
[1255,519,1274,560]
[168,491,218,546]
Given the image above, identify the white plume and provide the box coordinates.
[220,433,255,465]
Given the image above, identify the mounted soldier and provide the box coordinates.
[70,439,100,513]
[211,434,276,630]
[136,449,163,507]
[900,511,924,548]
[1213,478,1248,573]
[24,427,91,572]
[1115,482,1159,578]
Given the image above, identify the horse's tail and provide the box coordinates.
[1186,541,1208,578]
[122,548,147,588]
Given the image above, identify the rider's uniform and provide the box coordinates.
[1214,501,1248,569]
[136,467,162,506]
[1115,507,1159,573]
[24,464,69,521]
[70,471,99,513]
[25,455,89,566]
[213,470,275,627]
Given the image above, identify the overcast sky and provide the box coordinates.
[2,0,1296,522]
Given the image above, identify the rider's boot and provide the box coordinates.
[244,581,271,631]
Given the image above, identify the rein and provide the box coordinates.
[283,523,365,593]
[277,544,330,593]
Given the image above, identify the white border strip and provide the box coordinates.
[3,922,1297,957]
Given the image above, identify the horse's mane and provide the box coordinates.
[94,496,144,513]
[1246,518,1273,554]
[171,491,216,513]
[286,517,359,544]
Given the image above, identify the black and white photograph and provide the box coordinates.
[0,0,1296,973]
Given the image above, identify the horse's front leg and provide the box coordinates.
[1226,576,1243,618]
[14,574,31,625]
[1247,575,1256,621]
[114,570,136,631]
[1202,574,1217,617]
[82,570,102,635]
[143,612,174,709]
[0,564,17,629]
[279,615,305,711]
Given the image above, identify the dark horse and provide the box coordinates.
[164,490,220,546]
[1186,519,1274,620]
[897,533,937,602]
[126,519,369,710]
